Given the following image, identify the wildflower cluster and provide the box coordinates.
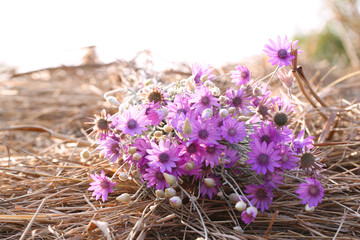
[86,36,325,225]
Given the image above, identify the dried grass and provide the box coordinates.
[1,52,360,240]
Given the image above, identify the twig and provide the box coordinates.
[332,209,348,240]
[265,210,278,239]
[19,197,48,240]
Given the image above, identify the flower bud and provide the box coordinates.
[219,96,228,105]
[132,152,142,161]
[169,196,182,209]
[229,193,241,203]
[305,204,315,213]
[201,108,213,120]
[163,173,177,186]
[211,87,221,97]
[204,80,215,88]
[204,178,216,188]
[165,187,176,198]
[182,117,193,135]
[80,149,90,161]
[116,193,131,203]
[186,77,196,92]
[235,200,247,212]
[219,109,229,119]
[154,131,163,138]
[252,87,262,97]
[217,191,224,198]
[128,147,137,155]
[186,161,195,170]
[118,172,128,181]
[106,96,120,107]
[228,107,236,115]
[237,116,248,122]
[233,226,243,233]
[200,74,208,82]
[155,189,165,198]
[164,125,173,133]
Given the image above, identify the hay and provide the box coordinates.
[1,52,360,240]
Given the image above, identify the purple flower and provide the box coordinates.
[166,94,191,130]
[200,176,221,199]
[179,141,205,166]
[247,141,281,174]
[295,178,324,207]
[191,63,216,84]
[88,170,116,202]
[97,134,122,163]
[245,184,273,212]
[190,86,220,115]
[249,123,280,145]
[221,117,247,143]
[241,207,258,224]
[145,102,165,126]
[189,119,221,146]
[231,65,251,86]
[116,105,149,136]
[202,144,226,168]
[146,139,181,173]
[264,171,283,189]
[278,145,298,170]
[226,88,252,115]
[263,36,298,67]
[223,148,240,168]
[143,167,169,190]
[292,130,315,154]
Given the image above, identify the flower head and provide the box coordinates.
[97,134,122,163]
[116,105,149,136]
[247,141,281,174]
[263,36,298,67]
[190,86,220,115]
[278,145,298,170]
[295,178,324,207]
[221,117,247,143]
[292,130,315,154]
[143,167,169,190]
[231,65,251,86]
[88,170,116,202]
[241,206,258,224]
[226,88,252,116]
[202,144,226,168]
[200,176,221,199]
[189,119,221,146]
[245,184,273,212]
[146,139,181,173]
[191,63,215,84]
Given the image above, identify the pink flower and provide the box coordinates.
[231,65,251,86]
[245,184,273,212]
[241,207,258,224]
[116,105,149,136]
[295,178,324,207]
[88,170,116,202]
[263,36,300,67]
[247,141,281,174]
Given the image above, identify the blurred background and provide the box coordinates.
[3,0,359,73]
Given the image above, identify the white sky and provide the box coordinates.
[0,0,329,72]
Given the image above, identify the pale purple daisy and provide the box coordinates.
[97,134,122,163]
[199,176,221,199]
[145,102,165,126]
[221,117,247,143]
[88,170,116,202]
[241,206,258,224]
[223,148,240,168]
[116,105,149,136]
[226,88,252,115]
[263,36,299,67]
[202,144,226,168]
[247,141,281,174]
[143,167,169,190]
[264,171,283,189]
[166,94,191,130]
[179,141,205,166]
[278,145,298,170]
[190,86,220,115]
[245,184,273,212]
[191,63,216,84]
[231,65,251,86]
[146,139,181,173]
[189,119,221,146]
[292,130,315,154]
[249,123,280,145]
[295,178,324,208]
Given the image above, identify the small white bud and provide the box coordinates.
[253,87,262,97]
[210,87,221,96]
[204,178,216,188]
[186,77,196,92]
[233,226,243,233]
[155,190,165,198]
[128,147,137,155]
[182,117,193,135]
[80,150,90,160]
[201,108,213,120]
[154,131,163,138]
[305,204,315,213]
[116,193,131,203]
[217,191,224,198]
[186,161,195,170]
[219,96,228,105]
[132,152,142,161]
[219,109,229,119]
[165,188,176,198]
[106,96,120,107]
[118,172,128,181]
[237,116,248,122]
[163,173,177,186]
[228,107,236,115]
[204,80,215,88]
[164,125,173,133]
[229,193,241,203]
[169,196,182,209]
[235,201,247,212]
